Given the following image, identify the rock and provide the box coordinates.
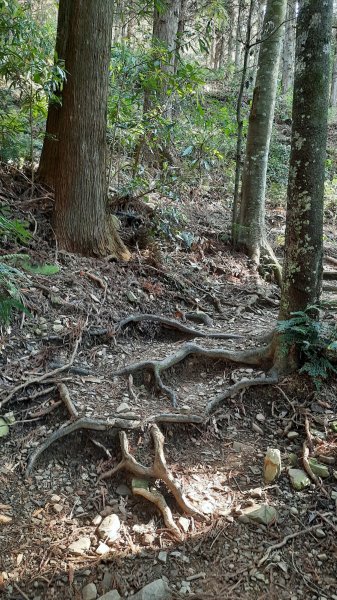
[0,418,9,438]
[129,578,171,600]
[68,536,91,555]
[178,517,190,532]
[126,290,138,303]
[92,515,102,526]
[97,514,120,542]
[96,542,110,556]
[290,506,299,515]
[315,528,325,538]
[252,422,264,435]
[264,448,282,483]
[256,413,265,422]
[82,582,97,600]
[250,487,263,499]
[116,402,130,414]
[53,504,63,514]
[51,494,61,502]
[233,441,253,452]
[158,551,168,563]
[287,431,299,440]
[240,504,278,526]
[101,571,113,592]
[97,592,121,600]
[100,505,115,517]
[330,421,337,433]
[53,323,64,333]
[288,468,310,491]
[116,484,131,496]
[308,458,329,478]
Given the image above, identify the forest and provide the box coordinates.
[1,0,337,599]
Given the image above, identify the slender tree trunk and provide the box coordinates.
[330,28,337,107]
[251,0,265,88]
[37,0,70,187]
[235,0,287,282]
[234,1,243,71]
[279,0,333,321]
[280,0,296,95]
[53,0,130,259]
[227,4,235,65]
[232,0,254,241]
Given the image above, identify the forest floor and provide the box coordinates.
[0,161,337,600]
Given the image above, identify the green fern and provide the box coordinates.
[276,307,337,387]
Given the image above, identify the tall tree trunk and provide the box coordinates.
[235,0,287,283]
[279,0,332,322]
[251,0,265,89]
[280,0,296,95]
[37,0,70,187]
[227,4,235,65]
[174,0,187,72]
[330,28,337,107]
[53,0,130,259]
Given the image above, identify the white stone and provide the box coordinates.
[178,517,190,533]
[92,515,102,526]
[116,402,130,413]
[158,551,168,563]
[97,514,120,542]
[96,542,110,556]
[68,536,91,555]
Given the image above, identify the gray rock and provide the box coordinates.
[97,592,121,600]
[69,536,91,555]
[82,582,97,600]
[97,514,120,542]
[129,579,171,600]
[239,504,278,526]
[158,551,168,563]
[96,542,110,555]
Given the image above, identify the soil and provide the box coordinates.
[0,165,337,600]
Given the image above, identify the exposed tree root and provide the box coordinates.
[99,426,204,519]
[302,415,329,497]
[113,341,273,408]
[90,313,243,341]
[206,374,278,414]
[26,416,140,476]
[131,478,182,539]
[57,383,78,418]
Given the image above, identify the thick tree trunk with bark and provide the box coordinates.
[174,0,187,72]
[53,0,130,259]
[235,0,286,281]
[279,0,332,321]
[37,0,70,187]
[330,29,337,107]
[281,0,296,95]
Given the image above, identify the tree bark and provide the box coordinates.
[53,0,130,259]
[330,28,337,107]
[174,0,187,72]
[37,0,71,187]
[279,0,333,321]
[235,0,287,281]
[280,0,296,95]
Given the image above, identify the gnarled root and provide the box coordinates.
[99,425,204,520]
[26,416,140,476]
[113,341,273,408]
[206,373,279,414]
[132,478,182,539]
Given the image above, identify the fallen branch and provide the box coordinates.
[26,416,140,476]
[99,425,204,519]
[113,341,272,407]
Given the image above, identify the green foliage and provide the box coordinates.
[0,0,64,163]
[277,308,337,387]
[0,258,30,324]
[0,208,31,243]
